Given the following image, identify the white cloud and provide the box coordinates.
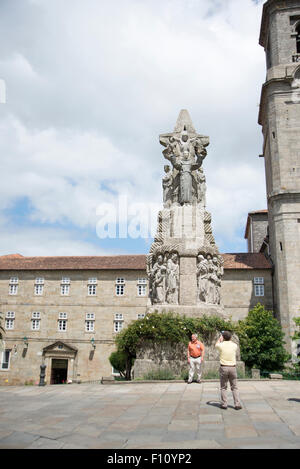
[0,0,267,255]
[0,221,113,257]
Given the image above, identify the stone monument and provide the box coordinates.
[147,110,227,318]
[133,111,244,379]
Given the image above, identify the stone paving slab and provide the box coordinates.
[0,381,299,449]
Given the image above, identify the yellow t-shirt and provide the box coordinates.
[215,341,237,366]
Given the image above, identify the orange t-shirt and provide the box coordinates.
[188,340,205,358]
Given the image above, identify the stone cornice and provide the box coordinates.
[258,76,293,126]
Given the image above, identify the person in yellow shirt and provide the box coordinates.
[215,331,242,410]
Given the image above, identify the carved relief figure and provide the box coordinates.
[150,255,167,304]
[162,165,173,208]
[196,253,223,305]
[196,254,209,303]
[205,254,215,304]
[194,168,207,206]
[166,252,179,304]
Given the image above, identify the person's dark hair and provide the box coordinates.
[222,331,232,341]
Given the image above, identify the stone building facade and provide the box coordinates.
[0,252,272,385]
[258,0,300,354]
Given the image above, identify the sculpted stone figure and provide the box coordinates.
[150,255,167,304]
[211,256,220,304]
[162,165,173,208]
[194,168,207,206]
[196,254,209,303]
[215,255,224,305]
[166,252,179,304]
[206,254,215,304]
[171,145,205,205]
[160,129,208,206]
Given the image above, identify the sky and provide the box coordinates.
[0,0,267,257]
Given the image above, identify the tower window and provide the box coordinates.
[297,25,300,54]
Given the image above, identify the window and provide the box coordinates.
[116,278,125,284]
[112,366,120,376]
[5,319,14,330]
[116,278,125,296]
[32,320,40,331]
[58,320,67,331]
[9,277,18,295]
[5,312,15,330]
[137,281,147,297]
[9,284,18,295]
[88,278,97,284]
[297,24,300,54]
[86,313,95,320]
[254,277,265,297]
[137,278,147,296]
[85,321,94,332]
[85,313,95,332]
[88,285,96,296]
[114,313,124,332]
[137,313,145,320]
[266,33,272,69]
[9,277,18,284]
[61,277,70,295]
[35,278,44,296]
[254,277,264,284]
[58,313,67,331]
[31,312,41,331]
[61,284,70,295]
[88,278,97,296]
[1,350,11,370]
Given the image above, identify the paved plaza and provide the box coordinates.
[0,380,300,449]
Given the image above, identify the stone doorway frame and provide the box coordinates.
[42,341,78,385]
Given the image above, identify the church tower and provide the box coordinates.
[259,0,300,355]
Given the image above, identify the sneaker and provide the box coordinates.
[196,380,202,383]
[187,381,192,384]
[235,405,242,410]
[220,405,227,409]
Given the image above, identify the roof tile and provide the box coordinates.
[0,253,271,271]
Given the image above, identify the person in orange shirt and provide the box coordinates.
[187,333,205,384]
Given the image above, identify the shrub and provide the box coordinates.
[292,317,300,341]
[292,317,300,370]
[109,350,133,378]
[237,303,290,371]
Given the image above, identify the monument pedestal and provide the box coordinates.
[133,338,245,379]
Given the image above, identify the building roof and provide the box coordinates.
[222,253,271,270]
[0,253,271,271]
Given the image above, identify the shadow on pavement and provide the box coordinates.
[206,400,235,409]
[287,398,300,403]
